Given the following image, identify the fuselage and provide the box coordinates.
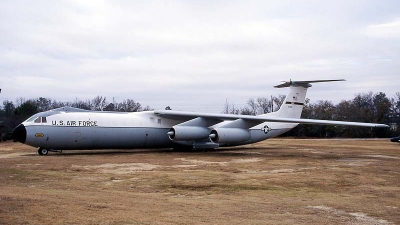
[12,107,294,150]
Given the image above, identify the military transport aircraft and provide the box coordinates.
[12,79,389,155]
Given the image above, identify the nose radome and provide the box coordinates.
[12,124,26,143]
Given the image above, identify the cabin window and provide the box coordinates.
[42,117,47,123]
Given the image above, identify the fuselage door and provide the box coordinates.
[33,116,50,147]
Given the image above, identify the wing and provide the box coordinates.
[154,110,389,128]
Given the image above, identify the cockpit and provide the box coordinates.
[33,117,47,123]
[25,115,48,124]
[23,106,90,124]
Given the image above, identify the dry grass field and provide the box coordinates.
[0,139,399,225]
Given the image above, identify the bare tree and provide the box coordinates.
[117,99,142,112]
[142,105,152,111]
[246,98,258,115]
[272,95,286,111]
[222,99,230,114]
[92,96,107,111]
[222,99,239,114]
[36,97,52,112]
[104,103,116,111]
[51,100,65,109]
[257,97,272,113]
[240,107,253,115]
[70,99,91,110]
[15,97,26,107]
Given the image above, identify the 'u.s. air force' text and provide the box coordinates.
[52,120,98,126]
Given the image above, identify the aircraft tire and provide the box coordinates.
[38,148,48,155]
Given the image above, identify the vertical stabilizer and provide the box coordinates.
[274,85,308,118]
[271,79,345,119]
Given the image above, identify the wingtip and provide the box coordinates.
[375,124,390,128]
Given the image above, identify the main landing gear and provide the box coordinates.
[38,148,48,155]
[37,147,62,155]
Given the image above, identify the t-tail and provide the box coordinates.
[270,79,345,119]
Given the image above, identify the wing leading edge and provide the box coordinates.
[154,110,389,128]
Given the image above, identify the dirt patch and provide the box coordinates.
[307,205,391,225]
[337,158,379,166]
[175,157,263,166]
[72,163,161,174]
[362,155,400,160]
[0,152,29,159]
[0,139,399,224]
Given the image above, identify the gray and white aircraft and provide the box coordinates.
[12,80,389,155]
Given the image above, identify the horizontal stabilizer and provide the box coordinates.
[274,79,346,88]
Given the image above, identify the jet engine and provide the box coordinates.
[209,128,251,143]
[167,126,210,141]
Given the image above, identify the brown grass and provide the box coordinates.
[0,139,399,224]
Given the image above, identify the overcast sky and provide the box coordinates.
[1,0,399,112]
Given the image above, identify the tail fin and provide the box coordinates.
[272,79,345,118]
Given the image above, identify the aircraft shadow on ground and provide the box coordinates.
[21,146,280,157]
[22,146,346,160]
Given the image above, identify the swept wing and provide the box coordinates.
[154,110,389,128]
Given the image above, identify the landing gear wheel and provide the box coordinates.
[38,148,48,155]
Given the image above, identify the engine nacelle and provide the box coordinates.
[167,126,210,141]
[209,128,251,143]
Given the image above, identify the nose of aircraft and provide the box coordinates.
[12,124,26,143]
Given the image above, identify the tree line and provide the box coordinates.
[1,91,399,140]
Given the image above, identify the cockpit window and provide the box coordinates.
[34,117,47,123]
[24,111,51,123]
[26,116,36,122]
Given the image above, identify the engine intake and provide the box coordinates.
[209,128,251,143]
[167,126,210,141]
